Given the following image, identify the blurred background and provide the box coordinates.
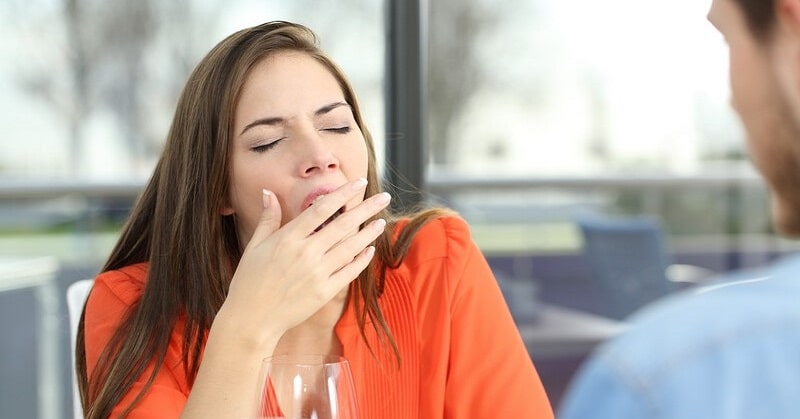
[1,0,794,417]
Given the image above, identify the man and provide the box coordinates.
[559,0,800,417]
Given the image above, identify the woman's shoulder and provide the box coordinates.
[393,213,473,267]
[83,262,150,379]
[400,213,469,237]
[91,262,150,308]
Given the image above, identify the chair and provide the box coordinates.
[67,279,93,419]
[0,256,62,419]
[575,214,713,320]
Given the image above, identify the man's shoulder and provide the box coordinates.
[563,256,800,417]
[598,255,800,379]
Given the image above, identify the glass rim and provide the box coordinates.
[262,354,350,366]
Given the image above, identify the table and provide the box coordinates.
[0,256,62,419]
[518,303,627,359]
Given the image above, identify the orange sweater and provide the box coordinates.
[84,216,553,418]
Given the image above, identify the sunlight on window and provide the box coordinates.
[429,0,739,176]
[0,1,383,179]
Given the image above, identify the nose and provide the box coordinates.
[296,128,339,177]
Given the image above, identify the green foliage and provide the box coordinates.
[611,187,773,236]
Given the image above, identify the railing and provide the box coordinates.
[424,170,765,226]
[0,169,766,200]
[0,177,147,201]
[0,171,784,261]
[0,170,765,200]
[426,170,765,192]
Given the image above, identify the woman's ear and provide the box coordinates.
[220,199,235,216]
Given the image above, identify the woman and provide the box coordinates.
[76,21,553,418]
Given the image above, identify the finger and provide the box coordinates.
[312,192,390,250]
[325,245,376,292]
[288,178,369,235]
[321,218,386,272]
[248,189,282,245]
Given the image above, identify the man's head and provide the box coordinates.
[709,0,800,236]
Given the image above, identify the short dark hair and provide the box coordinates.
[734,0,776,39]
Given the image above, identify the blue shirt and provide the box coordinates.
[558,255,800,419]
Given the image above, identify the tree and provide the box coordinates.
[428,0,498,166]
[4,0,223,175]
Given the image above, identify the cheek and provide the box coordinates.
[728,47,777,153]
[228,164,275,231]
[726,38,800,236]
[728,46,762,118]
[354,139,370,177]
[736,87,800,236]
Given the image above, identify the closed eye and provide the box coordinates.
[251,139,283,153]
[322,126,351,134]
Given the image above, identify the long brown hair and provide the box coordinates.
[75,21,450,418]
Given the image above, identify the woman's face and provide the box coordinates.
[225,51,369,244]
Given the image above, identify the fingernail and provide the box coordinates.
[371,218,387,232]
[365,246,376,258]
[262,189,271,209]
[352,177,368,189]
[372,192,391,206]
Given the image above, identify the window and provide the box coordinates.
[0,1,385,178]
[426,0,788,269]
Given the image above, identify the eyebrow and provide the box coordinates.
[239,101,351,135]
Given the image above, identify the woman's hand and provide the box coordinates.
[186,181,387,419]
[221,178,390,348]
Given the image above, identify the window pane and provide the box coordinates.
[426,0,789,273]
[0,1,385,179]
[428,0,738,176]
[0,1,384,263]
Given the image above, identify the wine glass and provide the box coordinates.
[257,354,359,419]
